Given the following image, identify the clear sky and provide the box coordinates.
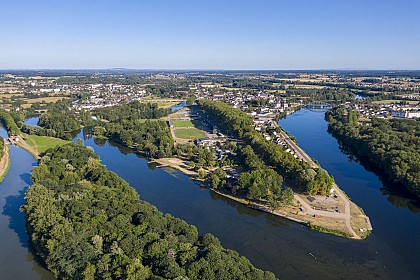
[1,0,419,70]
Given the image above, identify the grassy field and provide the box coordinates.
[138,119,161,123]
[21,96,70,108]
[173,120,202,128]
[140,98,183,108]
[174,128,206,139]
[24,134,70,154]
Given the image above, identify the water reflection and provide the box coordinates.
[279,109,420,279]
[63,113,420,280]
[0,142,54,279]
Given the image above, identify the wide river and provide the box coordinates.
[0,111,419,279]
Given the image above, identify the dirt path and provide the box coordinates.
[13,136,40,159]
[334,184,361,239]
[0,142,10,180]
[294,185,361,239]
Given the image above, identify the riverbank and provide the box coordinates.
[151,157,199,176]
[10,134,70,160]
[150,141,370,238]
[156,156,370,239]
[211,189,308,225]
[11,135,40,160]
[211,187,369,239]
[0,142,10,182]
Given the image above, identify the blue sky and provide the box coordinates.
[0,0,419,69]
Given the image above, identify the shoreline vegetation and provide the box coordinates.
[195,99,370,239]
[0,142,10,182]
[2,104,370,239]
[326,106,420,198]
[24,143,276,279]
[148,156,370,240]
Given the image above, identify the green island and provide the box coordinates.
[24,142,276,280]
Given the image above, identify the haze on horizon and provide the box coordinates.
[1,0,419,70]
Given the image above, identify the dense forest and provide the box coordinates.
[24,143,276,280]
[326,106,420,197]
[197,99,334,195]
[37,101,82,140]
[93,101,171,122]
[92,102,173,158]
[99,120,174,158]
[0,109,20,135]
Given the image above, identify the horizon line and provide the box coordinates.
[1,68,420,72]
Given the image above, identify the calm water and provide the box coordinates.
[24,117,39,126]
[73,123,418,280]
[171,101,187,112]
[0,127,54,279]
[279,109,420,278]
[2,113,418,279]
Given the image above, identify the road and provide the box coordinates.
[278,130,318,168]
[294,184,360,239]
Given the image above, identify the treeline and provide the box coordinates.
[38,101,82,140]
[24,143,276,280]
[93,101,171,122]
[326,106,420,197]
[0,136,4,158]
[97,120,174,158]
[198,99,334,195]
[92,102,174,158]
[285,88,355,102]
[0,110,20,135]
[21,124,57,137]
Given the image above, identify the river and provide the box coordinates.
[279,109,420,279]
[0,127,54,279]
[0,111,418,279]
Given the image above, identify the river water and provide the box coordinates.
[0,127,54,279]
[0,111,418,279]
[279,109,420,279]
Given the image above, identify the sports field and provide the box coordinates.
[174,128,206,139]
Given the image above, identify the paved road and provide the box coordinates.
[278,130,317,168]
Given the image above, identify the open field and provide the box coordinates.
[292,84,326,89]
[173,120,202,128]
[23,134,70,155]
[140,98,183,108]
[21,96,70,108]
[372,99,419,105]
[0,93,24,98]
[0,144,10,182]
[174,128,206,139]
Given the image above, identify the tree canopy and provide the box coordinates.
[24,143,276,279]
[326,106,420,197]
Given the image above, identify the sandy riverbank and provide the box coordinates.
[0,142,10,182]
[151,158,199,176]
[153,157,370,239]
[13,136,40,160]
